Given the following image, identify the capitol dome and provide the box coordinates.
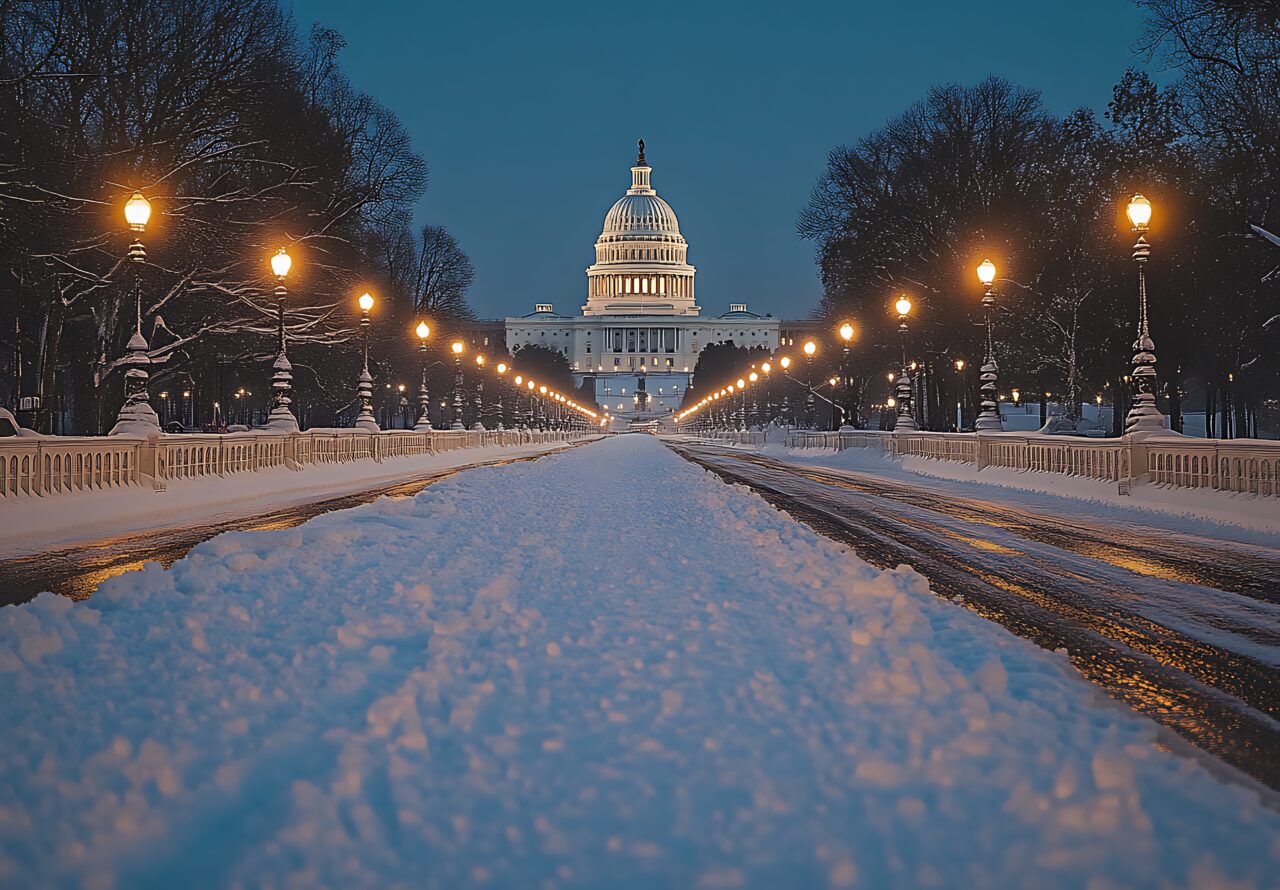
[584,140,698,317]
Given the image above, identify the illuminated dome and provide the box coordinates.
[584,140,698,317]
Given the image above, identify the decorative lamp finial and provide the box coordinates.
[637,138,646,167]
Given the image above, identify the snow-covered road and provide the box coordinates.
[2,435,1278,888]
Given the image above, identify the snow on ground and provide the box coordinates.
[756,441,1280,549]
[0,439,578,559]
[2,434,1278,888]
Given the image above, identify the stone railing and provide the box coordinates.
[0,428,590,500]
[769,428,1280,497]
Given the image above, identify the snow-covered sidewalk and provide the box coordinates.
[0,439,579,559]
[2,434,1277,887]
[753,441,1280,549]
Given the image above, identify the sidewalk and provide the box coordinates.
[1,435,1277,887]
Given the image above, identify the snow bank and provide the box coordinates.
[1,435,1277,887]
[0,439,576,559]
[762,443,1280,548]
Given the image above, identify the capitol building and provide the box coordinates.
[502,141,809,422]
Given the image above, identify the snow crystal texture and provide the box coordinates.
[1,435,1277,888]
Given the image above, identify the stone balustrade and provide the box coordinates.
[0,428,590,500]
[697,428,1280,498]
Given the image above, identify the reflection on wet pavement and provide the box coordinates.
[673,443,1280,791]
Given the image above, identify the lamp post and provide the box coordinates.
[495,362,509,430]
[110,190,161,435]
[735,378,747,431]
[893,295,918,431]
[779,356,793,425]
[838,322,856,429]
[760,361,774,425]
[414,321,433,431]
[802,340,817,428]
[450,341,466,429]
[472,354,487,431]
[974,259,1003,432]
[747,370,760,429]
[953,358,966,431]
[265,246,299,431]
[353,292,379,431]
[1124,193,1164,434]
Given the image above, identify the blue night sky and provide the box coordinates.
[289,0,1150,321]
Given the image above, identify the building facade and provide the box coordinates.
[503,141,786,421]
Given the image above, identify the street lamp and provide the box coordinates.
[801,340,817,428]
[495,362,508,430]
[838,322,856,430]
[1124,193,1164,433]
[265,246,299,432]
[974,258,1003,432]
[953,358,966,431]
[450,341,466,429]
[472,354,487,431]
[414,321,433,431]
[352,292,379,431]
[109,190,160,435]
[893,295,918,431]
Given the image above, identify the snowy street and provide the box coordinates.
[2,434,1279,887]
[676,443,1280,788]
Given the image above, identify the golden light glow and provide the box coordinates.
[895,296,913,318]
[976,258,996,287]
[539,385,547,394]
[761,362,772,373]
[736,378,746,388]
[839,322,855,342]
[780,356,791,369]
[496,362,507,374]
[887,397,896,408]
[829,377,838,386]
[888,372,895,382]
[358,292,375,312]
[415,321,430,340]
[527,380,535,390]
[451,341,464,354]
[475,354,485,366]
[955,359,965,371]
[748,372,758,382]
[1126,193,1152,230]
[803,340,817,356]
[271,247,292,279]
[124,190,151,231]
[514,375,523,385]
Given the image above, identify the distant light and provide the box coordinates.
[839,322,854,342]
[358,292,374,312]
[895,296,913,318]
[976,259,996,287]
[415,321,430,340]
[451,341,464,354]
[803,340,817,356]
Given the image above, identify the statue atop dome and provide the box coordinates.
[637,138,646,167]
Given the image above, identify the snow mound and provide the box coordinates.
[1,434,1277,887]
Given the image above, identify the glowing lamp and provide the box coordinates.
[451,341,464,354]
[1126,194,1152,231]
[839,323,854,342]
[539,385,547,394]
[527,380,535,390]
[475,354,485,366]
[748,372,758,382]
[415,321,430,340]
[497,362,507,374]
[829,377,838,386]
[895,296,913,318]
[887,397,896,408]
[803,340,817,356]
[124,190,151,231]
[271,247,292,279]
[514,375,523,385]
[358,292,374,312]
[955,359,965,371]
[780,357,791,369]
[976,259,996,287]
[736,378,745,388]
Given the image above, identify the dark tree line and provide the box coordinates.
[798,0,1280,437]
[0,0,477,433]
